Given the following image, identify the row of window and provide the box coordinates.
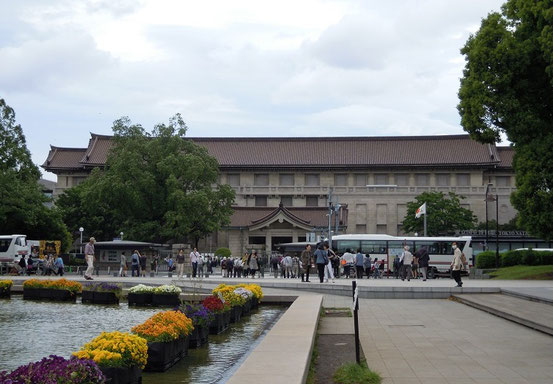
[334,240,455,255]
[228,173,512,188]
[255,196,319,207]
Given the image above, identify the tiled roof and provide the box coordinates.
[496,146,514,168]
[42,133,513,171]
[229,206,340,228]
[41,146,87,170]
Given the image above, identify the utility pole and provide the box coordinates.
[328,187,333,245]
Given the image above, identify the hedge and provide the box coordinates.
[477,250,553,268]
[476,251,497,269]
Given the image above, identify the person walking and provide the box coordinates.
[176,249,186,279]
[292,256,300,278]
[271,254,280,278]
[355,249,364,279]
[412,255,419,279]
[84,237,96,280]
[131,250,140,277]
[372,258,381,279]
[283,254,293,278]
[324,244,336,283]
[249,250,259,278]
[416,246,430,281]
[139,251,147,277]
[119,251,127,277]
[54,254,64,276]
[393,255,400,279]
[300,244,312,282]
[314,244,328,283]
[198,254,204,278]
[190,248,200,278]
[151,252,159,275]
[451,241,464,287]
[401,245,413,281]
[363,252,372,278]
[207,256,213,275]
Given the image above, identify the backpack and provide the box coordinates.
[460,252,467,266]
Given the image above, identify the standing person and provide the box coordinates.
[324,244,336,283]
[176,249,186,279]
[249,250,259,278]
[416,246,430,281]
[363,252,372,278]
[131,250,140,277]
[451,241,464,287]
[139,251,147,277]
[190,248,200,278]
[207,256,213,276]
[292,256,300,279]
[151,252,160,275]
[119,251,127,277]
[283,254,293,278]
[54,254,64,276]
[84,237,96,280]
[355,249,365,279]
[242,252,250,277]
[18,254,27,275]
[258,253,265,278]
[271,254,280,278]
[341,249,355,279]
[197,254,204,278]
[372,258,381,279]
[401,245,413,281]
[314,244,328,283]
[300,244,312,282]
[165,255,175,273]
[393,256,400,279]
[412,255,419,279]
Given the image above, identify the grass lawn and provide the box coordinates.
[489,265,553,280]
[333,361,381,384]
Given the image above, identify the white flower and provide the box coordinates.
[154,284,182,295]
[129,284,155,293]
[234,287,253,299]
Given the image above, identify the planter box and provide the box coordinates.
[223,310,231,328]
[128,292,153,306]
[230,306,242,323]
[151,293,180,307]
[23,288,76,302]
[189,325,209,349]
[208,312,228,335]
[50,289,77,302]
[251,297,259,309]
[101,365,142,384]
[23,287,42,300]
[241,299,251,315]
[83,291,120,305]
[145,336,189,372]
[0,287,11,299]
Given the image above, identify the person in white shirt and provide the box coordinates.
[341,249,355,278]
[190,248,200,278]
[401,245,413,281]
[451,241,464,287]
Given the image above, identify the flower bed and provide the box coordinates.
[0,279,13,298]
[234,287,254,315]
[180,303,213,348]
[82,282,123,305]
[23,278,82,302]
[128,284,155,306]
[202,296,231,335]
[212,284,246,308]
[236,283,263,308]
[0,355,106,384]
[131,310,193,372]
[151,285,182,307]
[74,331,147,384]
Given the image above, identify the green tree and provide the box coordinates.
[0,98,72,251]
[458,0,553,240]
[401,192,477,236]
[57,115,235,245]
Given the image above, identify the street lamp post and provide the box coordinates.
[495,194,499,268]
[79,227,84,254]
[485,183,493,252]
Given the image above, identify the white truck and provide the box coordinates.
[0,234,30,264]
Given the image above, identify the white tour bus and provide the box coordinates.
[330,234,472,278]
[0,234,30,264]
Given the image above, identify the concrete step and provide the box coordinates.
[501,287,553,306]
[452,293,553,336]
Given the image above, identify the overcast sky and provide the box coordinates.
[1,0,504,181]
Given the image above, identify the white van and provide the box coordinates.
[0,234,30,263]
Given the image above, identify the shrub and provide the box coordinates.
[214,247,231,258]
[539,252,553,265]
[475,251,496,269]
[501,251,522,267]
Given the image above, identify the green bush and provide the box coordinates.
[501,250,523,267]
[535,251,553,265]
[476,251,496,268]
[214,247,231,258]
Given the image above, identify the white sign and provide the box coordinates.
[351,285,359,312]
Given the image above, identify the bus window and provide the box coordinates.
[361,241,387,254]
[16,237,26,247]
[414,241,440,254]
[0,239,12,252]
[336,240,360,253]
[439,242,452,254]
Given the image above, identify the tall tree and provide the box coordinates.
[458,0,553,239]
[401,192,477,236]
[57,115,235,244]
[0,98,72,250]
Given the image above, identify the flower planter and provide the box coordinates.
[241,299,251,315]
[100,365,142,384]
[230,305,242,323]
[208,312,228,335]
[24,287,76,302]
[223,310,231,328]
[81,290,94,303]
[128,292,153,306]
[0,287,11,299]
[189,325,209,348]
[23,287,42,300]
[251,297,259,309]
[50,289,77,302]
[82,291,119,305]
[151,293,180,307]
[145,336,189,372]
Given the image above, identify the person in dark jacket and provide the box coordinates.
[314,244,328,283]
[416,246,430,281]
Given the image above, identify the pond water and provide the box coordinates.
[0,297,285,383]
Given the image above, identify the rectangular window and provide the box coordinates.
[436,173,450,186]
[279,174,294,186]
[456,173,470,186]
[334,174,348,186]
[305,174,320,186]
[249,236,266,245]
[354,174,367,186]
[255,196,267,206]
[280,196,293,206]
[415,173,429,186]
[298,236,306,242]
[306,196,318,207]
[336,240,360,253]
[376,224,387,234]
[73,177,87,186]
[395,174,409,186]
[254,174,269,186]
[496,176,511,187]
[360,241,387,254]
[227,174,240,186]
[107,251,118,263]
[355,224,367,233]
[374,174,389,185]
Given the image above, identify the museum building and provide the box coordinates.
[42,133,516,256]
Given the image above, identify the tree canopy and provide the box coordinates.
[0,98,72,250]
[458,0,553,240]
[401,191,477,236]
[57,115,235,245]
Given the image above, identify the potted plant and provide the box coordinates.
[23,278,82,302]
[234,287,253,315]
[213,284,245,323]
[82,282,123,304]
[151,284,182,307]
[0,355,105,383]
[131,310,194,372]
[202,296,230,335]
[236,283,263,309]
[0,279,13,299]
[74,331,148,384]
[128,284,155,306]
[179,303,213,348]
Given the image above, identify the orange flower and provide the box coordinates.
[132,311,193,342]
